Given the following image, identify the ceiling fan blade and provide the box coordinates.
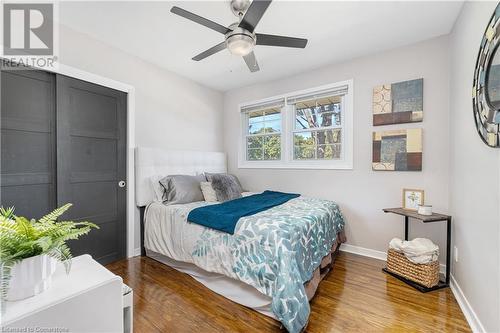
[256,33,308,48]
[238,0,272,33]
[243,51,260,72]
[171,6,229,35]
[192,42,227,61]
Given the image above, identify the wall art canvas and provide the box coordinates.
[372,129,422,171]
[373,78,423,126]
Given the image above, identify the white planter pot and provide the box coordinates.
[6,254,58,301]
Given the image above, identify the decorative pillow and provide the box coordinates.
[159,174,206,205]
[149,175,165,202]
[205,173,243,202]
[200,182,218,202]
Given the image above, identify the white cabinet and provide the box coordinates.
[1,255,127,332]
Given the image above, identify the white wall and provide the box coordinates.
[57,25,225,249]
[449,2,500,332]
[223,36,450,261]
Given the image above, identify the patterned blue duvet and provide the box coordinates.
[190,196,346,332]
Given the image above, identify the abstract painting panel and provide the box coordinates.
[373,78,423,126]
[372,129,422,171]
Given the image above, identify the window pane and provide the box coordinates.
[294,131,316,146]
[247,136,263,149]
[248,108,281,135]
[316,129,341,145]
[293,129,342,160]
[295,100,342,129]
[295,107,332,129]
[294,146,315,160]
[295,110,309,129]
[264,119,281,133]
[248,110,265,134]
[248,121,264,134]
[264,108,281,121]
[333,144,342,159]
[295,95,341,109]
[249,110,265,123]
[264,135,281,160]
[332,107,341,126]
[247,148,263,160]
[317,144,341,159]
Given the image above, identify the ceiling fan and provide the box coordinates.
[170,0,308,73]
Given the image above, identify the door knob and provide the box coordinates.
[118,180,126,188]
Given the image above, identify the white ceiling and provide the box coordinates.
[59,1,464,91]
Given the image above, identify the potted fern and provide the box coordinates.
[0,204,98,301]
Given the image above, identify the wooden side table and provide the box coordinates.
[382,207,451,292]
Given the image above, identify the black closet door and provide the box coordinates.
[1,70,56,218]
[56,75,127,265]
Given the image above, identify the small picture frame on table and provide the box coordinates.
[402,189,424,211]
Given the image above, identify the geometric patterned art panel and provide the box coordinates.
[372,129,422,171]
[373,78,423,126]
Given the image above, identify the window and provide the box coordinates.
[239,80,353,169]
[241,99,285,162]
[246,107,282,161]
[291,95,343,160]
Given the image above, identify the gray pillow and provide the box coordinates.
[159,174,206,205]
[205,173,243,202]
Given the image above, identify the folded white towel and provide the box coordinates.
[389,238,439,264]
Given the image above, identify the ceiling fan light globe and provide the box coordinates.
[226,34,254,56]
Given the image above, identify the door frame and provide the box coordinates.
[27,62,137,258]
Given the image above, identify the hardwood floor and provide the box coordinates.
[106,252,470,332]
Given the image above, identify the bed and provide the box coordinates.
[135,147,346,332]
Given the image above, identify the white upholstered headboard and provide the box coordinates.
[135,147,227,206]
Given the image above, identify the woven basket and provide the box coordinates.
[386,249,439,288]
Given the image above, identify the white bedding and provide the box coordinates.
[144,193,255,278]
[145,201,218,265]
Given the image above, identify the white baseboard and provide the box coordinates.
[450,275,486,333]
[340,243,484,332]
[339,243,387,261]
[133,247,142,257]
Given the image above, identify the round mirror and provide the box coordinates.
[486,44,500,111]
[473,4,500,148]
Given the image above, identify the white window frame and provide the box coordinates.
[244,112,283,162]
[238,79,354,170]
[239,97,286,168]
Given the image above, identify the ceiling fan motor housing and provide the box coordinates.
[230,0,251,17]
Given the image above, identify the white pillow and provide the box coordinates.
[150,172,206,203]
[159,174,206,205]
[149,175,165,202]
[200,182,218,202]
